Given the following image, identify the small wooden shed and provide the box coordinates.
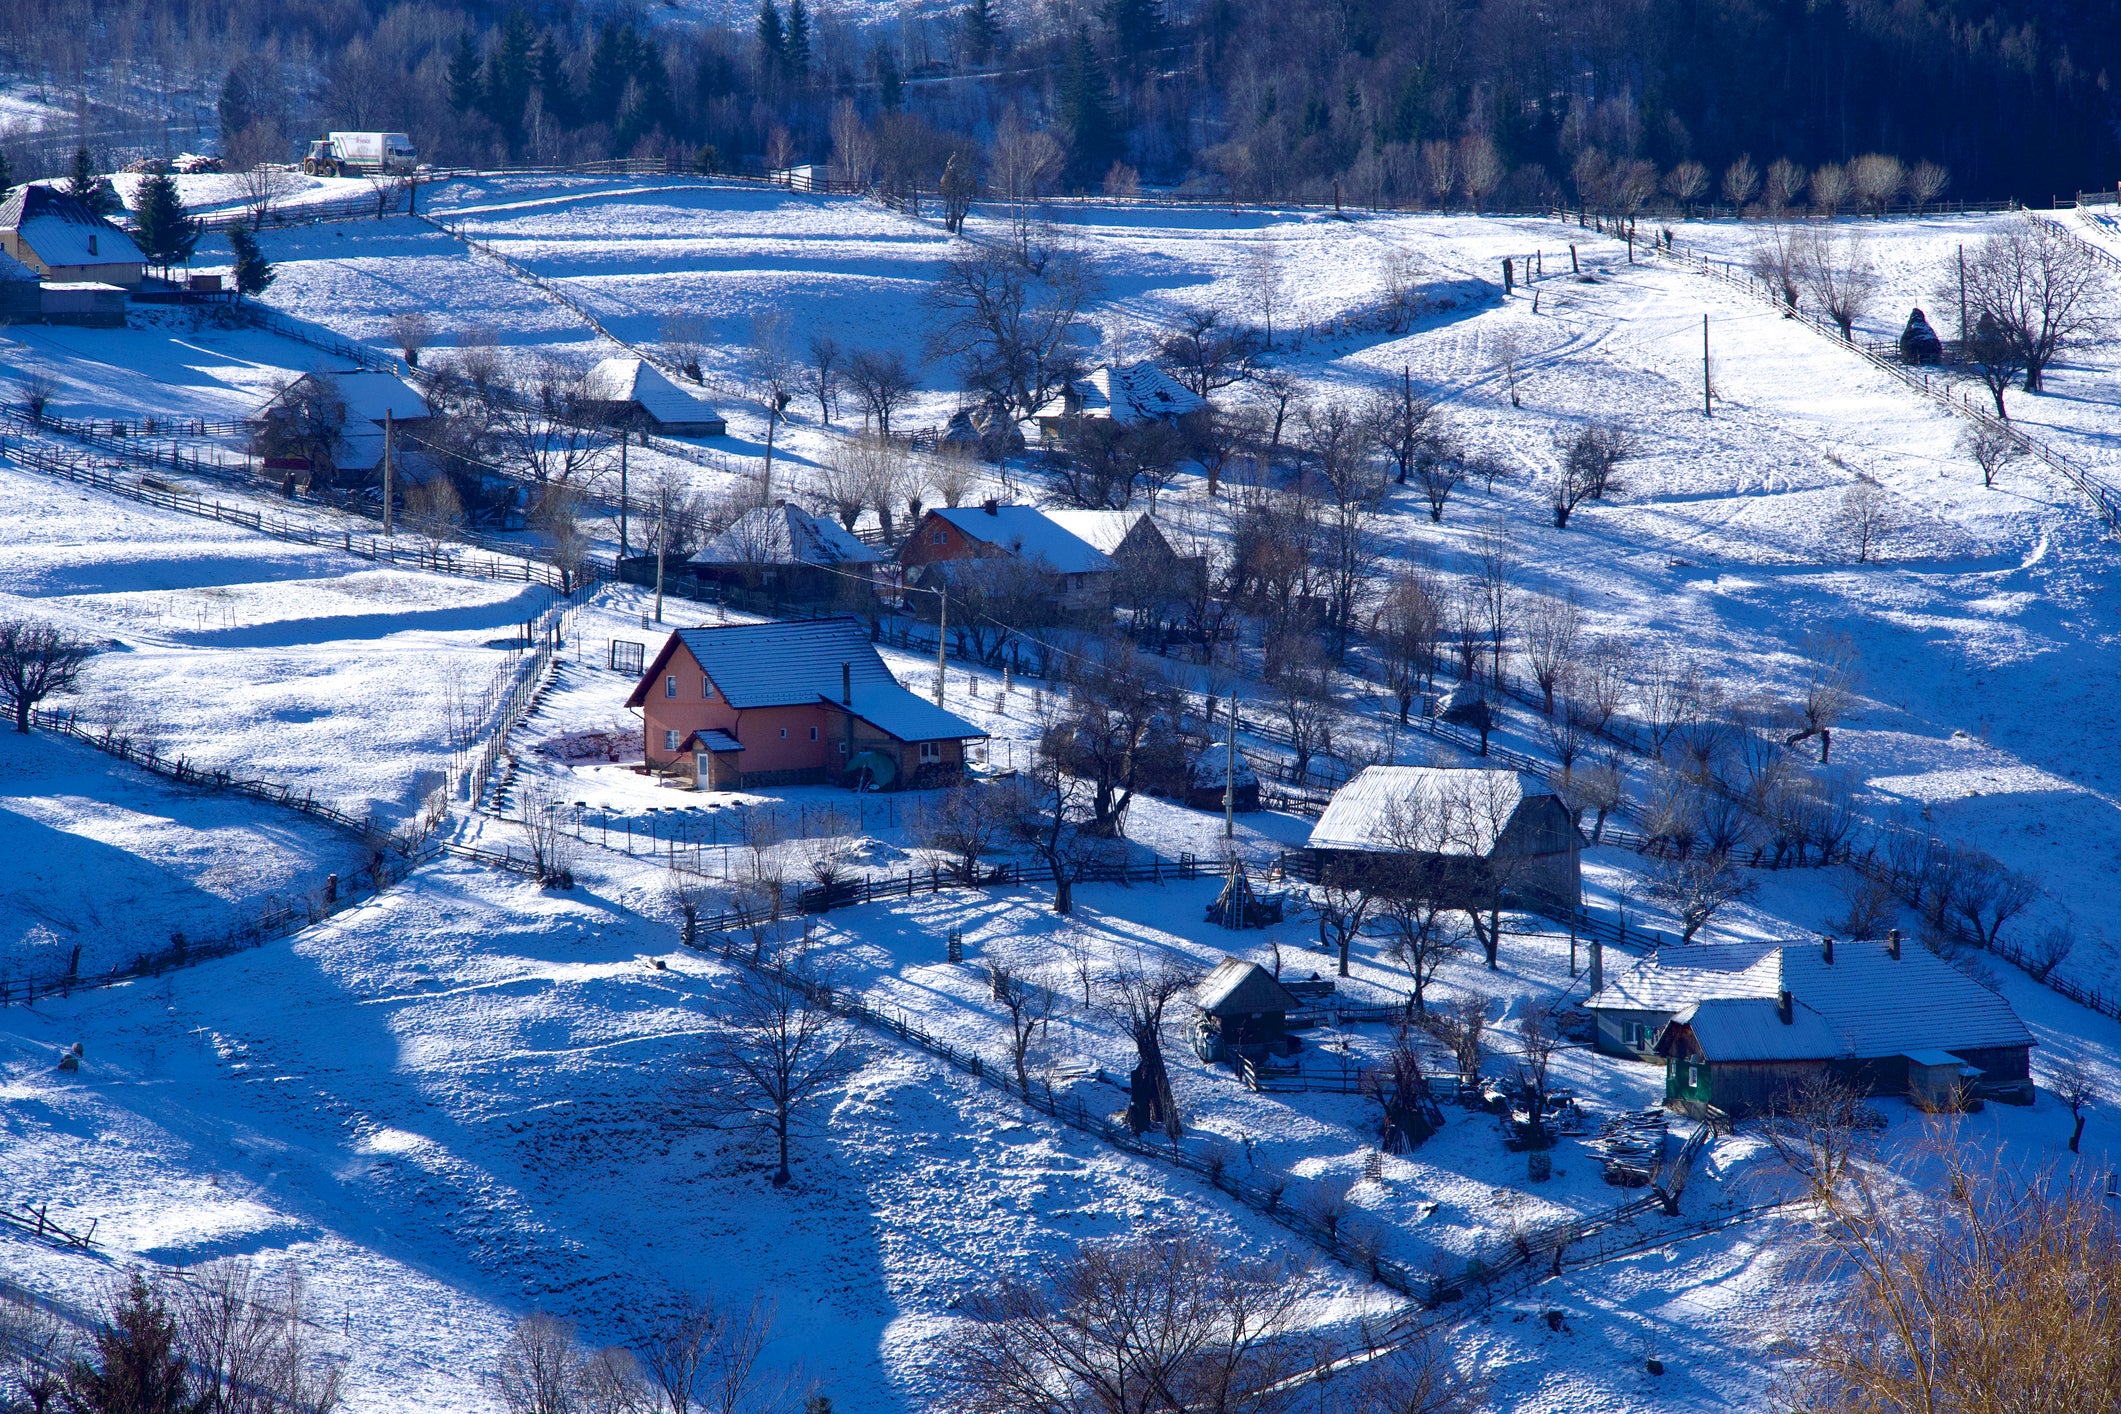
[1194,957,1301,1056]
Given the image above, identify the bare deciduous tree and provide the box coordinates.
[1787,631,1860,763]
[986,946,1062,1091]
[2051,1061,2097,1153]
[1835,474,1894,564]
[1955,216,2109,396]
[941,1232,1346,1414]
[1785,1154,2121,1412]
[1801,229,1878,340]
[1848,153,1904,215]
[1517,592,1581,714]
[1104,955,1199,1142]
[1721,155,1760,210]
[1645,849,1755,942]
[690,949,861,1186]
[0,618,93,732]
[1961,423,2026,488]
[497,1312,580,1414]
[845,349,918,437]
[926,244,1092,426]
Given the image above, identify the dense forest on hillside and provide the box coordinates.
[0,0,2113,204]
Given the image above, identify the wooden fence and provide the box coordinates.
[683,927,1704,1307]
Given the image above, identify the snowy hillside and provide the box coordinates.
[2,175,2119,1412]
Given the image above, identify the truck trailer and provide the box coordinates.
[301,132,418,177]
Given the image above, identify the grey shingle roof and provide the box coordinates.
[1195,957,1301,1016]
[1669,997,1845,1061]
[582,357,724,429]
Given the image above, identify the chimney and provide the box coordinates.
[1589,937,1603,994]
[1777,989,1794,1025]
[841,661,852,704]
[1887,928,1902,960]
[982,497,1000,515]
[1822,935,1835,965]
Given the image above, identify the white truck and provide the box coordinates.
[301,132,418,178]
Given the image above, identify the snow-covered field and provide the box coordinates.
[5,177,2121,1410]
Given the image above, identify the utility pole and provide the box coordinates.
[933,589,947,705]
[1223,689,1237,839]
[653,487,666,623]
[1958,244,1968,342]
[618,436,629,560]
[382,409,394,534]
[1702,314,1712,417]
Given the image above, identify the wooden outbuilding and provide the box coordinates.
[1193,957,1302,1058]
[1305,766,1581,915]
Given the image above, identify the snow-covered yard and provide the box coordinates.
[5,175,2121,1411]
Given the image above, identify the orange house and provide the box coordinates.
[625,617,985,790]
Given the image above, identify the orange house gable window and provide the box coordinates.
[665,675,677,698]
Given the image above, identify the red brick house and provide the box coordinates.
[625,617,985,790]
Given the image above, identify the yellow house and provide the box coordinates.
[0,185,144,288]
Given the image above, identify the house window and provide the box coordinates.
[1687,1064,1700,1089]
[665,675,677,698]
[931,529,947,545]
[918,741,943,763]
[779,727,788,739]
[704,677,713,698]
[664,730,681,751]
[809,726,818,742]
[838,741,848,756]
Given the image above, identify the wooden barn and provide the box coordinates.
[686,502,881,600]
[580,357,727,437]
[1193,957,1302,1059]
[1304,767,1581,914]
[1588,933,2036,1115]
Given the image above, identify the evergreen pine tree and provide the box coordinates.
[586,22,637,127]
[446,33,483,115]
[615,40,675,155]
[228,227,275,296]
[482,11,537,150]
[961,0,1004,64]
[787,0,813,79]
[64,147,118,217]
[756,0,787,79]
[1058,29,1120,189]
[129,171,200,278]
[64,1274,190,1414]
[876,47,903,110]
[533,31,578,128]
[1102,0,1165,68]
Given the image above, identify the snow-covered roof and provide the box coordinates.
[1586,943,1785,1013]
[1035,362,1205,424]
[1668,998,1845,1062]
[1196,957,1301,1016]
[682,729,745,753]
[629,617,982,743]
[1042,509,1156,556]
[582,357,724,429]
[0,185,139,270]
[260,371,427,427]
[1307,766,1553,856]
[932,506,1113,575]
[1596,938,2033,1060]
[695,503,881,568]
